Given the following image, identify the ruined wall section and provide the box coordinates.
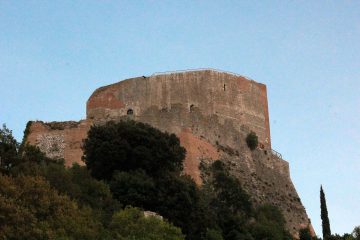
[26,120,91,166]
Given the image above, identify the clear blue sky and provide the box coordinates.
[1,1,359,236]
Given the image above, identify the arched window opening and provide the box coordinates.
[127,109,134,115]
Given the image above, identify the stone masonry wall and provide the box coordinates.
[87,70,271,148]
[26,120,91,166]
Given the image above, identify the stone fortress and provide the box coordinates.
[25,69,313,237]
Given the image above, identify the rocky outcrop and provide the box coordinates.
[25,69,312,237]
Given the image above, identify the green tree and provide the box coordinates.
[343,233,355,240]
[0,174,104,239]
[251,205,288,240]
[1,123,55,172]
[328,234,344,240]
[154,174,205,239]
[11,160,121,226]
[109,206,185,240]
[201,161,253,239]
[211,161,252,216]
[83,120,206,239]
[83,120,186,180]
[353,226,360,240]
[110,169,156,210]
[321,185,331,240]
[0,124,19,171]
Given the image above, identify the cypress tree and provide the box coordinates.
[320,185,331,240]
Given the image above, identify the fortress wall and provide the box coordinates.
[87,70,271,148]
[25,69,312,237]
[26,120,91,166]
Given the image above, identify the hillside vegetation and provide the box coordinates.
[0,121,357,240]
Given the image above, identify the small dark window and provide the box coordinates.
[189,104,195,112]
[127,109,134,115]
[223,84,226,91]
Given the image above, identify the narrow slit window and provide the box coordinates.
[223,84,226,91]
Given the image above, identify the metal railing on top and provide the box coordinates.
[271,149,282,159]
[151,68,254,81]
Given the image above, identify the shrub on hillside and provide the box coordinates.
[246,131,258,150]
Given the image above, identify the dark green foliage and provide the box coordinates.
[12,160,121,226]
[255,205,285,227]
[213,170,252,215]
[354,226,360,240]
[321,185,331,240]
[110,169,156,209]
[2,122,295,240]
[246,131,258,150]
[342,233,355,240]
[83,120,207,239]
[0,174,104,239]
[321,228,360,240]
[83,120,186,180]
[205,229,224,240]
[328,235,345,240]
[201,161,252,239]
[299,228,312,240]
[201,161,293,240]
[210,160,252,217]
[154,174,205,239]
[110,206,185,240]
[110,170,206,239]
[8,135,121,227]
[0,123,52,172]
[0,124,19,171]
[251,205,288,240]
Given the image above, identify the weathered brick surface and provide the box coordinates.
[26,120,91,166]
[25,69,312,237]
[178,128,220,185]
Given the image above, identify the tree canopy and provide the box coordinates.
[83,120,186,180]
[0,174,103,239]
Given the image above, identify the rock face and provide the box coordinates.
[25,69,312,237]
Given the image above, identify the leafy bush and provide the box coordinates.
[110,206,185,240]
[246,132,258,150]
